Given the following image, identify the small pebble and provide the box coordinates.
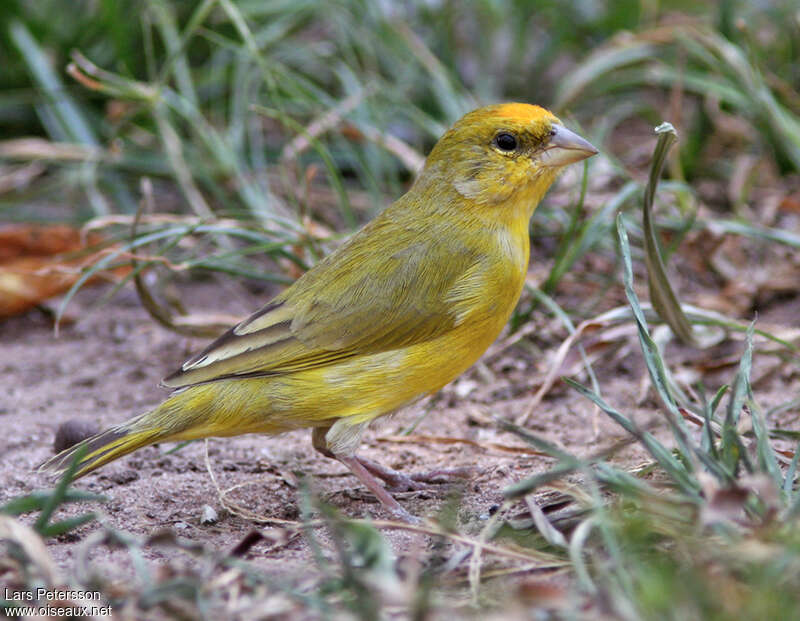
[200,504,219,525]
[108,469,139,485]
[53,419,100,453]
[111,322,129,342]
[454,379,478,398]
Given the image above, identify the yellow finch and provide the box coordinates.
[41,103,597,520]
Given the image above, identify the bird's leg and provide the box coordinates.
[336,455,419,523]
[311,426,418,522]
[311,426,473,521]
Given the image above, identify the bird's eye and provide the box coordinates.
[493,132,517,152]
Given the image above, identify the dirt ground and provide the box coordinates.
[0,279,635,557]
[2,258,799,600]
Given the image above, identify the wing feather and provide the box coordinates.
[162,211,482,389]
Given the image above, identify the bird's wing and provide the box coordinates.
[162,216,481,388]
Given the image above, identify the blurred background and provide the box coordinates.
[0,0,800,320]
[1,1,798,322]
[0,0,800,326]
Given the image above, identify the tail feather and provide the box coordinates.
[38,422,166,480]
[39,382,251,479]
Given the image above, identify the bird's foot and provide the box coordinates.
[336,455,420,523]
[356,456,473,492]
[333,452,472,523]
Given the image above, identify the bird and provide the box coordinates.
[40,103,597,521]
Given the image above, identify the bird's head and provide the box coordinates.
[421,103,597,213]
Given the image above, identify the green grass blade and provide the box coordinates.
[0,490,106,516]
[616,214,696,458]
[783,442,800,496]
[642,122,696,346]
[725,321,755,427]
[33,445,89,534]
[564,378,700,498]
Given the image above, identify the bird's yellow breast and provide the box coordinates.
[287,217,531,425]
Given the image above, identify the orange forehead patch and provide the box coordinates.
[493,102,559,124]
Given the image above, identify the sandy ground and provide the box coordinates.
[2,269,798,614]
[0,279,648,555]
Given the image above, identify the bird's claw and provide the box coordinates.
[357,457,474,492]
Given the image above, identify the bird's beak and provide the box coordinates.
[540,125,598,167]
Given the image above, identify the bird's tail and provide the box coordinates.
[38,411,169,480]
[38,380,273,480]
